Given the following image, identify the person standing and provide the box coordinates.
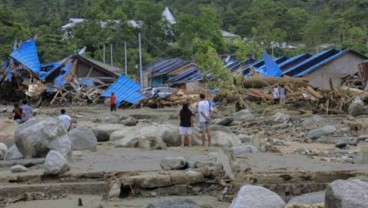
[58,109,72,131]
[21,100,32,122]
[110,92,117,112]
[279,84,287,105]
[12,103,24,124]
[273,84,280,104]
[198,93,212,147]
[179,102,194,147]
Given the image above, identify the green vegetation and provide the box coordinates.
[1,0,368,82]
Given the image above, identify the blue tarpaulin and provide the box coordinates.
[101,75,144,105]
[262,51,282,77]
[54,63,73,88]
[10,39,41,77]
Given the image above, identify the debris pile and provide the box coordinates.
[137,90,201,108]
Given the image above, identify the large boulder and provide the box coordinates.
[160,157,187,170]
[143,198,200,208]
[325,178,368,208]
[348,102,367,117]
[233,109,256,121]
[287,191,325,206]
[307,125,337,140]
[4,145,23,160]
[230,185,285,208]
[14,117,71,158]
[211,131,241,147]
[44,150,70,175]
[0,143,8,160]
[302,115,324,127]
[91,124,124,142]
[0,120,18,146]
[215,116,234,126]
[69,127,97,151]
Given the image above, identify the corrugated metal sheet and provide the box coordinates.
[54,63,73,88]
[166,66,200,83]
[279,53,311,72]
[10,39,41,76]
[262,51,282,77]
[144,58,189,76]
[243,56,287,77]
[102,75,144,105]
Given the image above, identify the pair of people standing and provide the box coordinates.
[179,93,212,147]
[273,84,287,105]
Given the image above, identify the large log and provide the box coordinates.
[242,76,309,88]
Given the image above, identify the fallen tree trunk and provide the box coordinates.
[242,76,309,88]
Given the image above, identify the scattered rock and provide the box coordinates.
[238,134,253,143]
[44,150,70,175]
[209,125,233,133]
[287,191,325,205]
[4,144,23,160]
[91,124,124,142]
[0,142,8,160]
[230,185,285,208]
[10,165,28,173]
[160,157,187,170]
[233,109,255,121]
[215,117,233,126]
[232,145,258,155]
[347,137,358,146]
[92,113,119,123]
[348,102,367,117]
[14,117,71,158]
[121,117,138,126]
[69,127,97,151]
[335,141,347,149]
[273,112,290,123]
[143,198,200,208]
[325,178,368,208]
[285,204,324,208]
[302,115,324,126]
[211,131,241,147]
[307,125,337,140]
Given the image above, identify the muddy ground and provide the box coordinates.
[1,103,368,207]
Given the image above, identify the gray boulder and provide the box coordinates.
[160,157,187,170]
[0,142,8,160]
[287,191,325,205]
[69,127,97,151]
[143,198,200,208]
[215,117,234,126]
[325,178,368,208]
[4,145,23,160]
[302,115,325,126]
[238,134,253,143]
[232,145,258,155]
[209,125,233,133]
[273,112,290,123]
[348,102,367,117]
[230,185,285,208]
[211,131,241,147]
[91,124,124,142]
[121,117,138,126]
[307,125,337,140]
[14,117,71,158]
[10,165,28,173]
[233,109,255,121]
[44,150,70,175]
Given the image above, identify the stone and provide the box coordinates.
[232,145,258,155]
[302,115,324,126]
[69,127,97,151]
[91,124,124,142]
[325,178,368,208]
[273,112,290,123]
[211,131,241,147]
[121,117,138,126]
[285,204,324,208]
[238,134,253,143]
[230,185,285,208]
[92,113,119,123]
[348,102,367,117]
[10,165,28,173]
[160,157,187,170]
[347,137,358,146]
[143,198,200,208]
[209,125,233,133]
[14,117,71,158]
[0,142,8,160]
[4,145,23,160]
[233,109,255,121]
[335,141,347,149]
[44,150,70,175]
[287,191,325,205]
[307,125,337,140]
[215,117,233,126]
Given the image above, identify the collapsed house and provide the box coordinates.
[0,39,143,106]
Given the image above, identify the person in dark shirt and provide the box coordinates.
[12,103,24,124]
[179,102,194,147]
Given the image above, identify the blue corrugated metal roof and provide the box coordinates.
[101,75,144,105]
[262,51,282,77]
[243,56,287,77]
[283,48,341,77]
[10,39,41,76]
[166,66,200,83]
[278,53,311,71]
[54,63,73,88]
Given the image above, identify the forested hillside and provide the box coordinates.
[1,0,367,75]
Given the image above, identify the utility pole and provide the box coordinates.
[138,33,143,86]
[103,44,106,63]
[110,44,113,65]
[124,41,128,76]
